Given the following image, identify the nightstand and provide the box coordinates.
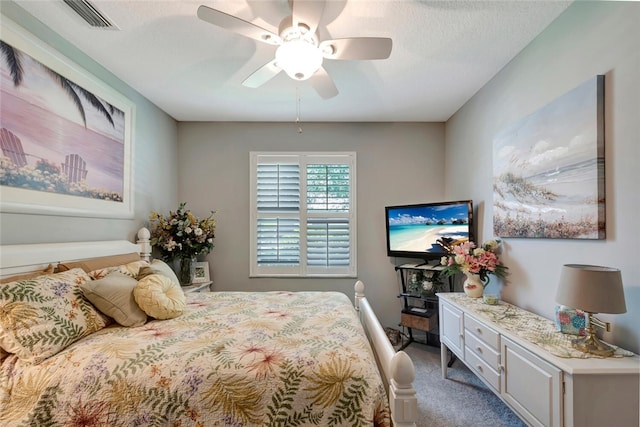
[181,281,212,293]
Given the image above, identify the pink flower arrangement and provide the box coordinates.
[440,239,508,285]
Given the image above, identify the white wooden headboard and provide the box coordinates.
[0,228,151,278]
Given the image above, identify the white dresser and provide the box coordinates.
[438,293,639,427]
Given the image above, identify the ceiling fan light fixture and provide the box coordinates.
[275,38,323,81]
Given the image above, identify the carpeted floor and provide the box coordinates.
[402,341,527,427]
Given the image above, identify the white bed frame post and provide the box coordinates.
[354,281,418,426]
[137,227,152,262]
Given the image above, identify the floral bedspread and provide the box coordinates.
[0,291,390,426]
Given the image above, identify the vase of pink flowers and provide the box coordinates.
[440,239,508,298]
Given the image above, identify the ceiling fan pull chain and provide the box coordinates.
[296,87,303,134]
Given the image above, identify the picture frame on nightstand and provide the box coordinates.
[192,261,210,283]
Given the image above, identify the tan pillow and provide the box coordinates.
[0,264,55,284]
[133,274,185,320]
[80,272,147,327]
[138,259,180,287]
[0,268,110,364]
[57,253,141,273]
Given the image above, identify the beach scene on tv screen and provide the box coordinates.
[388,204,470,253]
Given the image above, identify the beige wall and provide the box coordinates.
[445,1,640,353]
[177,122,446,328]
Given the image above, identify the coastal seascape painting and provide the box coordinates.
[0,17,134,218]
[493,75,605,239]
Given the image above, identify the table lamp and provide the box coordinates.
[556,264,626,357]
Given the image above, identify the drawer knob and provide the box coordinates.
[476,327,482,333]
[476,346,482,353]
[476,365,483,372]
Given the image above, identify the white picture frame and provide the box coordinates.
[0,16,135,219]
[192,261,210,283]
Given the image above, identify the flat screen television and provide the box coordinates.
[385,200,474,261]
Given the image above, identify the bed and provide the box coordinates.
[0,228,417,426]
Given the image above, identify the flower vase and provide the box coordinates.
[463,273,485,298]
[178,256,196,286]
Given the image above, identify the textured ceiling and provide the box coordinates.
[10,0,572,122]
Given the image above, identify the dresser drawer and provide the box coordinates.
[465,314,499,350]
[465,345,501,392]
[465,330,500,370]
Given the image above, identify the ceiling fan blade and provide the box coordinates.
[320,38,392,60]
[242,60,282,88]
[291,0,325,35]
[309,67,338,99]
[197,5,281,45]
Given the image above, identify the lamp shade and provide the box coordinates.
[556,264,626,314]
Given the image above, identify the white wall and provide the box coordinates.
[0,2,179,244]
[445,2,640,353]
[177,122,446,328]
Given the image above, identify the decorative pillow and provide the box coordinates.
[79,272,147,327]
[88,260,149,280]
[57,253,141,273]
[0,268,110,364]
[0,264,55,284]
[134,274,186,320]
[138,259,180,287]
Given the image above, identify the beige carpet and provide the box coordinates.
[402,341,527,427]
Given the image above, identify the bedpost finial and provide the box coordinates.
[391,351,415,386]
[354,280,365,311]
[137,227,152,262]
[138,227,151,240]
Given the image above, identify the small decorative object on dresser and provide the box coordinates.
[440,238,508,298]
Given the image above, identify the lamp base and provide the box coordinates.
[571,334,615,357]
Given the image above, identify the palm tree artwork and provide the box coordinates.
[1,41,118,128]
[0,39,127,202]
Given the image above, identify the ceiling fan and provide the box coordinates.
[197,1,392,99]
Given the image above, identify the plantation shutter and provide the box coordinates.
[256,218,300,265]
[256,164,299,212]
[250,152,356,277]
[306,164,350,267]
[256,163,300,266]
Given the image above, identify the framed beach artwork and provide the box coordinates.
[492,75,605,239]
[0,16,134,219]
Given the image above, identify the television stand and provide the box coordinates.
[395,263,452,348]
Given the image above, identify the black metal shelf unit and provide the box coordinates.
[395,263,452,349]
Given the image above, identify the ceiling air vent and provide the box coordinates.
[63,0,117,29]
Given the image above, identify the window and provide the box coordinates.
[250,152,356,277]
